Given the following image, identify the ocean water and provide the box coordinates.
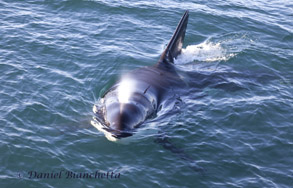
[1,0,293,187]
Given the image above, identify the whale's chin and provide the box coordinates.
[91,119,133,143]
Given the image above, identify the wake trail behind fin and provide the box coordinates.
[159,10,189,64]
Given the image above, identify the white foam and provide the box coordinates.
[91,118,160,144]
[175,41,235,64]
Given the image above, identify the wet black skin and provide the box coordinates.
[93,64,183,139]
[93,11,189,139]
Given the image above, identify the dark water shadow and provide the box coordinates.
[154,131,207,176]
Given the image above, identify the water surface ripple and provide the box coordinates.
[1,0,292,187]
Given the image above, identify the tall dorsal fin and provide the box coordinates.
[159,10,189,64]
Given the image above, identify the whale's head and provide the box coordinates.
[92,77,156,141]
[92,98,151,141]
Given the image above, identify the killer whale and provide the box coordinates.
[92,11,189,141]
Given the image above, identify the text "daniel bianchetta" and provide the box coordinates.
[27,170,121,179]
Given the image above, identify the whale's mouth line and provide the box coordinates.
[92,115,134,139]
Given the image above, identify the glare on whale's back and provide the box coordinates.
[117,77,137,104]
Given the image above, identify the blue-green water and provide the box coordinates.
[1,0,293,187]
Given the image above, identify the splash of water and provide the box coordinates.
[175,41,235,64]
